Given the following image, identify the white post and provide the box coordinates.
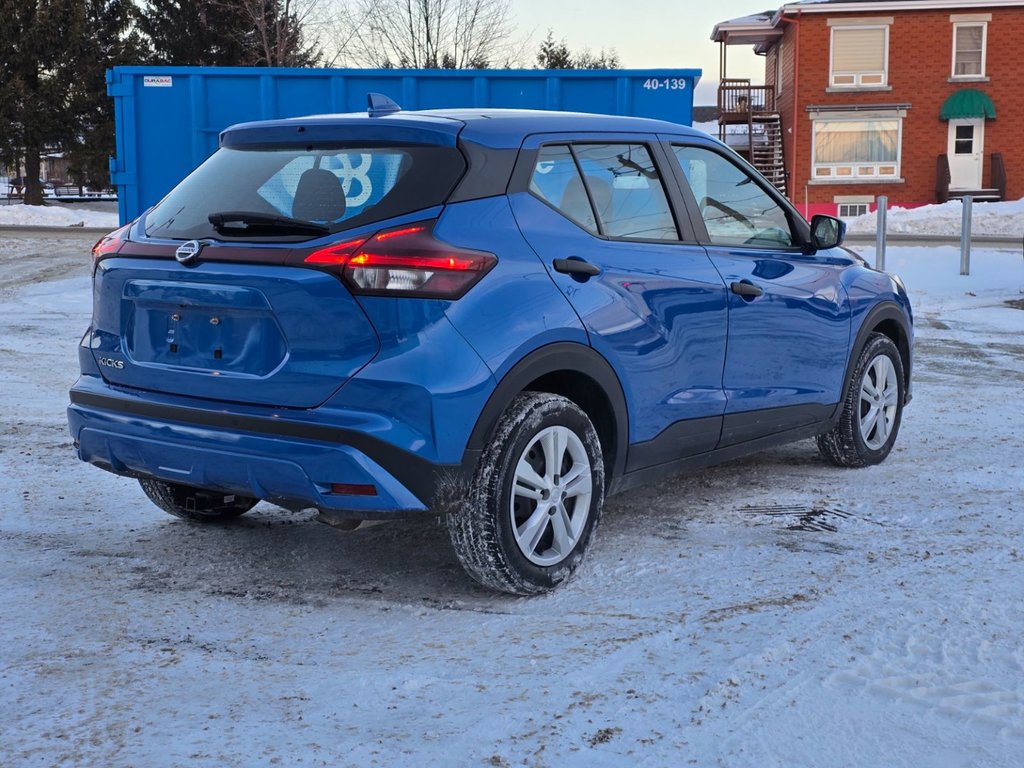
[875,196,888,271]
[960,196,973,276]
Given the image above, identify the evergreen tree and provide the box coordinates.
[0,0,321,206]
[139,0,321,67]
[65,0,148,190]
[138,1,253,65]
[573,47,620,70]
[536,30,573,69]
[536,30,619,71]
[0,0,90,204]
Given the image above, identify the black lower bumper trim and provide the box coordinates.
[69,388,476,508]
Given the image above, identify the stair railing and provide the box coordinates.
[935,154,951,203]
[991,153,1006,201]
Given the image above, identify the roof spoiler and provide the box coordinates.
[367,92,402,118]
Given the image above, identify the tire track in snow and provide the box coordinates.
[827,611,1024,739]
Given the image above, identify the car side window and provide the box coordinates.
[572,144,679,241]
[529,144,599,234]
[671,145,794,248]
[528,142,679,241]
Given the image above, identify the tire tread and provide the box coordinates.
[817,333,905,468]
[447,392,604,595]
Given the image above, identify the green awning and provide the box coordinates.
[940,89,996,120]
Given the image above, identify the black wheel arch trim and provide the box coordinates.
[464,342,630,484]
[839,301,913,417]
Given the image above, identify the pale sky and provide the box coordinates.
[513,0,768,104]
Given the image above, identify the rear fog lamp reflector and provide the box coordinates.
[329,483,378,497]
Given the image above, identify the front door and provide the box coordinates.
[664,140,852,446]
[947,118,984,189]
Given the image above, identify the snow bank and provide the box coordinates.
[852,244,1024,315]
[0,202,119,229]
[847,197,1024,237]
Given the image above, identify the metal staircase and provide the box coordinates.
[715,80,786,197]
[749,115,786,196]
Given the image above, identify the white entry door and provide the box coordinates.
[947,118,984,189]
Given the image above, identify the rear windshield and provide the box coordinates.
[144,145,466,240]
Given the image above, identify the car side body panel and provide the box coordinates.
[704,246,853,441]
[437,196,591,382]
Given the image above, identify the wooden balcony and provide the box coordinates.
[717,79,777,124]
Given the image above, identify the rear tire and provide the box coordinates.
[817,333,905,468]
[139,479,257,522]
[447,393,605,595]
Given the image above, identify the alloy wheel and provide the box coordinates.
[510,425,593,566]
[859,354,900,450]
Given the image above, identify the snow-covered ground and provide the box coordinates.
[1,233,1023,767]
[0,201,119,229]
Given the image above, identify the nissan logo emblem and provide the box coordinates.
[175,240,202,265]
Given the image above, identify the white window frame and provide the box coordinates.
[829,25,889,88]
[837,202,869,219]
[811,115,903,182]
[951,22,987,79]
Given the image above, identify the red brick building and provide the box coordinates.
[712,0,1024,218]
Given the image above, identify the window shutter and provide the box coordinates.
[832,28,886,73]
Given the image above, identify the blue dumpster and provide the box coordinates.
[107,66,701,224]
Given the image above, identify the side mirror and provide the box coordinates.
[809,214,846,251]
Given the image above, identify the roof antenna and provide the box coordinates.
[367,92,402,118]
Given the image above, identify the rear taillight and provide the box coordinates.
[304,221,496,299]
[92,224,131,264]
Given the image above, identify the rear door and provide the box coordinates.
[509,135,729,466]
[662,138,852,446]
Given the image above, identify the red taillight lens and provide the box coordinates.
[302,237,369,265]
[303,221,496,299]
[92,224,131,263]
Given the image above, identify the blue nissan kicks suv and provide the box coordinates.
[68,98,913,594]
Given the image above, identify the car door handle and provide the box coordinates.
[731,281,763,298]
[553,258,601,277]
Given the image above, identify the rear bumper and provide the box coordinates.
[67,381,477,519]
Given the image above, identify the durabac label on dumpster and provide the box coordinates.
[143,76,173,88]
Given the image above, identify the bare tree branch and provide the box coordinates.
[329,0,515,69]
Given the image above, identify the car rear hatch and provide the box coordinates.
[89,115,467,408]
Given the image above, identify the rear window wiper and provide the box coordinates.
[208,211,330,236]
